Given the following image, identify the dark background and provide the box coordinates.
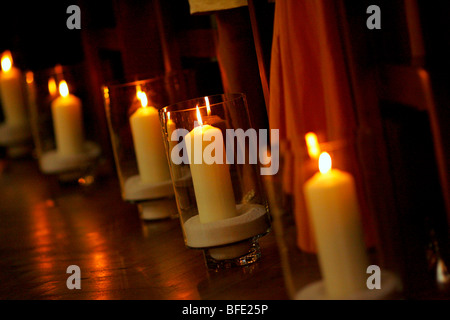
[0,1,84,70]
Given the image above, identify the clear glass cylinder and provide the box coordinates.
[159,93,271,268]
[25,65,101,182]
[103,71,197,221]
[263,133,402,299]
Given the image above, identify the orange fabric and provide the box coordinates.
[269,0,377,253]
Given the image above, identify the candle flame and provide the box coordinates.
[205,96,211,116]
[59,80,69,98]
[1,51,12,72]
[48,77,57,96]
[319,152,332,174]
[26,71,34,84]
[167,111,171,120]
[305,132,321,160]
[103,86,109,100]
[136,89,148,108]
[196,104,203,126]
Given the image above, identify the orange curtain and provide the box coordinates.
[269,0,377,253]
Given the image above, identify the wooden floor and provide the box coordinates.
[0,156,289,300]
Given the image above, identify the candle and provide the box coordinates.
[0,51,28,127]
[166,112,177,152]
[51,80,85,155]
[129,90,171,184]
[303,152,369,299]
[186,105,237,224]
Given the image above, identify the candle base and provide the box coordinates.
[294,270,402,300]
[184,203,270,248]
[203,238,261,269]
[123,175,174,201]
[183,204,269,269]
[40,141,101,174]
[138,198,178,221]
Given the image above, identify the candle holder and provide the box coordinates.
[263,134,402,299]
[160,93,271,269]
[25,65,101,182]
[0,51,32,158]
[103,71,197,221]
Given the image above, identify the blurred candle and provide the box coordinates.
[0,51,28,126]
[129,90,171,184]
[25,71,37,122]
[26,71,43,156]
[25,72,36,107]
[186,105,237,224]
[51,80,84,155]
[303,152,369,299]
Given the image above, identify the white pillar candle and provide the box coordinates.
[129,90,171,184]
[0,52,28,127]
[186,106,237,224]
[303,152,369,299]
[51,80,84,156]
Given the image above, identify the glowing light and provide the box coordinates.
[305,132,321,160]
[103,86,109,100]
[59,80,69,98]
[196,104,203,126]
[167,111,171,120]
[54,64,63,74]
[48,77,57,96]
[136,90,148,108]
[26,71,34,84]
[205,96,211,116]
[319,152,332,174]
[1,51,12,72]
